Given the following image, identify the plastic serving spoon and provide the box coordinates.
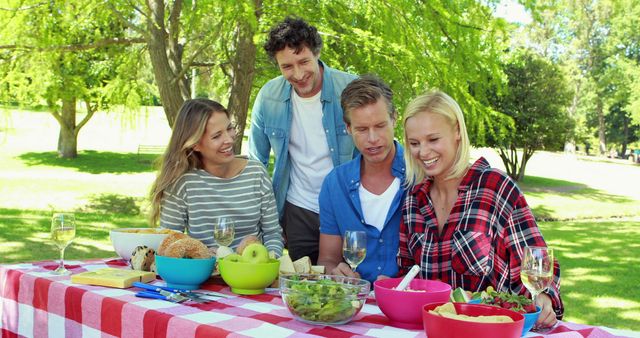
[396,265,421,291]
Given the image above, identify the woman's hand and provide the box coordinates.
[376,275,390,281]
[535,293,558,329]
[331,262,360,279]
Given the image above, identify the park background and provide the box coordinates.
[1,0,639,332]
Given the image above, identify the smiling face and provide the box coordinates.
[347,99,396,165]
[193,111,237,168]
[404,111,460,181]
[274,46,322,98]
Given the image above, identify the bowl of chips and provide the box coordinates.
[422,302,524,338]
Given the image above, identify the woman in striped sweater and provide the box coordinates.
[149,99,283,257]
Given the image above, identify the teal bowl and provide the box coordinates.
[155,255,216,290]
[522,306,541,335]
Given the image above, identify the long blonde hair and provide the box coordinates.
[403,91,470,188]
[148,99,230,226]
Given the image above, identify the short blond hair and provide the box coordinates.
[403,91,470,188]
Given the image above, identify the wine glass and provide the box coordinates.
[213,217,235,247]
[50,213,76,275]
[520,246,554,307]
[343,231,367,271]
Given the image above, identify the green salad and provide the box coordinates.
[283,277,364,323]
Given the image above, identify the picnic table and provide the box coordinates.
[1,258,638,338]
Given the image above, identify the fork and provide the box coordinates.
[135,291,188,303]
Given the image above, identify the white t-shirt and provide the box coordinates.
[359,177,401,232]
[286,90,333,213]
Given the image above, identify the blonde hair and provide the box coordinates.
[148,99,229,226]
[403,91,470,188]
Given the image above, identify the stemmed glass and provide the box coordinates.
[343,231,367,271]
[50,213,76,275]
[213,217,235,247]
[520,246,554,307]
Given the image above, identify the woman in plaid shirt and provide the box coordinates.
[399,91,563,329]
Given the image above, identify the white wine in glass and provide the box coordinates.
[343,231,367,270]
[50,213,76,275]
[213,217,235,247]
[520,246,554,305]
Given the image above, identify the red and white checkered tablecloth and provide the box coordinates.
[0,259,636,338]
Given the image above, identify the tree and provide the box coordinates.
[605,102,639,156]
[0,1,148,158]
[490,50,572,181]
[4,0,513,156]
[107,0,263,152]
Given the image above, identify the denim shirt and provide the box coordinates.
[248,61,357,215]
[318,141,406,283]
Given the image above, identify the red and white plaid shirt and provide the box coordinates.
[398,157,564,318]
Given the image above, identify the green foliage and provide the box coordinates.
[489,49,572,179]
[501,50,572,150]
[0,1,155,143]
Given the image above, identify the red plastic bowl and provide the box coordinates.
[422,302,525,338]
[374,278,452,329]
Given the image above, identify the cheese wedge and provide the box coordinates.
[293,256,312,274]
[279,254,296,274]
[71,268,155,288]
[310,265,325,274]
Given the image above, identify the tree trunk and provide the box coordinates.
[597,97,606,155]
[516,147,534,182]
[564,80,581,154]
[227,1,261,154]
[56,98,78,158]
[497,145,519,181]
[146,0,190,128]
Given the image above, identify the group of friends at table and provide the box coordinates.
[147,17,563,331]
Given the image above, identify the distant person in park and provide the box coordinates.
[317,75,405,283]
[398,91,563,328]
[149,99,283,256]
[248,17,357,263]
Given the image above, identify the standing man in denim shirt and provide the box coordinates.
[248,17,357,263]
[317,75,405,283]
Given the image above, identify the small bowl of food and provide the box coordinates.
[155,255,216,290]
[217,242,280,295]
[109,228,176,261]
[374,277,452,329]
[423,302,524,338]
[280,274,370,325]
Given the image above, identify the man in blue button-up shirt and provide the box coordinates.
[317,75,406,283]
[248,17,357,263]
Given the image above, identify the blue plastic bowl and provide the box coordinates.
[155,255,216,290]
[521,306,541,335]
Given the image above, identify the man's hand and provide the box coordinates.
[535,293,557,329]
[331,262,360,279]
[375,275,390,281]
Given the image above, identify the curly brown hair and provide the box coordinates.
[264,17,322,59]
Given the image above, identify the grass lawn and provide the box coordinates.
[539,219,640,330]
[1,108,639,331]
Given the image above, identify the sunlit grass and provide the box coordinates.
[539,219,640,330]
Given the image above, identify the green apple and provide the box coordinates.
[241,243,270,264]
[224,253,243,262]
